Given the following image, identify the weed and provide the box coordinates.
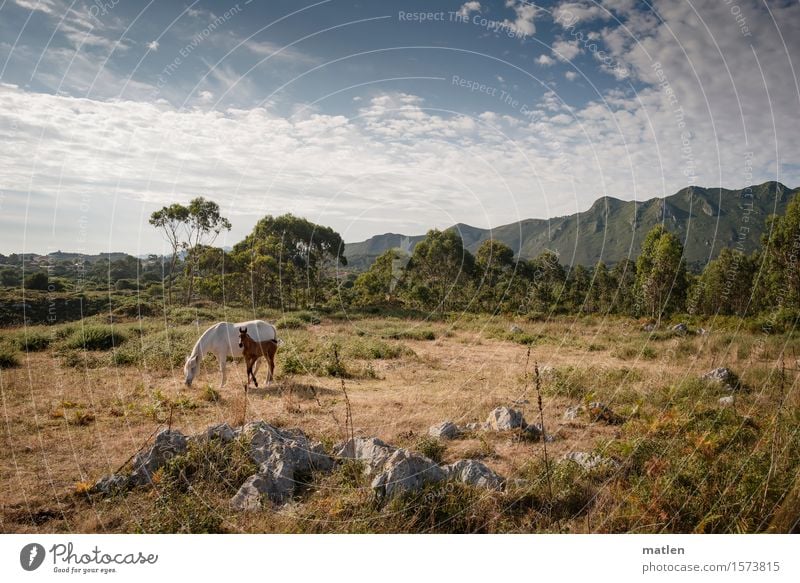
[415,436,446,464]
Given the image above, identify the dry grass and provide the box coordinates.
[0,314,798,533]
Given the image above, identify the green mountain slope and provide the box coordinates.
[344,182,796,269]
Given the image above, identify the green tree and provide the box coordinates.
[403,229,474,313]
[353,249,406,306]
[689,248,756,315]
[149,203,189,304]
[474,240,516,313]
[635,225,687,319]
[761,193,800,310]
[231,214,345,308]
[0,267,20,287]
[610,258,637,314]
[183,198,231,303]
[24,271,50,290]
[523,250,566,315]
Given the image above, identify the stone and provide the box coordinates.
[334,436,397,476]
[672,323,688,334]
[371,449,447,499]
[464,422,482,432]
[522,422,544,440]
[428,421,460,440]
[563,404,585,421]
[563,451,617,471]
[197,422,235,443]
[91,473,128,495]
[444,459,504,490]
[642,323,656,332]
[485,407,526,431]
[509,324,523,334]
[129,429,188,486]
[698,327,709,336]
[702,367,739,390]
[231,421,334,510]
[719,395,735,407]
[587,402,624,425]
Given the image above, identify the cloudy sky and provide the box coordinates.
[0,0,798,255]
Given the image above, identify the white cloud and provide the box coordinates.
[552,38,582,61]
[536,54,555,66]
[553,1,611,27]
[457,1,481,19]
[565,70,578,81]
[13,0,56,14]
[147,40,159,51]
[502,0,538,37]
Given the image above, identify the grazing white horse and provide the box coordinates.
[184,320,278,387]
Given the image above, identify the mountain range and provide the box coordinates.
[343,182,797,269]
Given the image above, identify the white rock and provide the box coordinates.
[563,451,617,471]
[371,449,447,499]
[719,395,735,407]
[485,407,526,430]
[444,459,504,490]
[334,437,397,476]
[428,421,459,440]
[129,429,188,486]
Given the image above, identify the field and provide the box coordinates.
[1,309,799,533]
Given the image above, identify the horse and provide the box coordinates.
[183,320,278,387]
[238,327,278,388]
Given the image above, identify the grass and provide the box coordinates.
[64,325,127,351]
[0,344,20,368]
[11,330,51,352]
[2,312,799,534]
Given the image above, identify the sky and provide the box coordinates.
[0,0,798,255]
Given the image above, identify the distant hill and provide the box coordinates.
[344,182,797,269]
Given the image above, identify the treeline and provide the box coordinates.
[3,194,800,326]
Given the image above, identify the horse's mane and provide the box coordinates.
[189,322,224,359]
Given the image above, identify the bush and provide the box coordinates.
[415,436,446,464]
[0,345,20,368]
[275,316,307,330]
[386,328,436,341]
[345,338,410,360]
[12,331,51,352]
[64,325,127,351]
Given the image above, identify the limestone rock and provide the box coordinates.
[563,451,617,471]
[91,473,128,495]
[702,367,739,390]
[428,421,459,440]
[444,459,504,490]
[564,404,585,421]
[334,436,397,476]
[672,323,688,334]
[129,429,188,486]
[371,449,446,499]
[719,395,735,407]
[486,407,526,431]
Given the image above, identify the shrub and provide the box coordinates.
[415,436,446,464]
[12,331,51,352]
[346,338,410,360]
[0,345,20,368]
[64,325,127,351]
[386,328,436,341]
[276,316,307,330]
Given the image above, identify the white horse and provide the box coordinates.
[184,320,278,387]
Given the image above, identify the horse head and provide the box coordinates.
[184,355,198,386]
[238,327,248,349]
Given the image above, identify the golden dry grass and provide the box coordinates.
[1,314,798,533]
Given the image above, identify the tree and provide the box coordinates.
[474,240,516,313]
[0,267,20,287]
[353,249,406,306]
[761,192,800,310]
[635,225,687,319]
[231,214,345,308]
[24,272,50,290]
[610,258,637,314]
[689,248,756,316]
[403,229,474,313]
[524,250,566,314]
[183,198,231,303]
[149,203,189,304]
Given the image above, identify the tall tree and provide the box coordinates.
[761,192,800,310]
[353,248,407,306]
[689,248,756,316]
[404,229,475,313]
[149,203,189,305]
[474,239,515,313]
[183,197,231,303]
[635,225,688,319]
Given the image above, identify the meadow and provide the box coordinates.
[1,307,798,533]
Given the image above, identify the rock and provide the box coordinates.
[587,402,624,425]
[334,436,397,476]
[563,404,585,421]
[538,365,554,378]
[563,451,617,471]
[371,449,447,499]
[522,423,544,440]
[485,407,526,430]
[91,473,128,495]
[672,323,688,334]
[719,395,735,407]
[702,367,739,390]
[444,459,504,490]
[642,323,656,332]
[428,421,459,440]
[231,421,334,510]
[196,422,236,443]
[698,327,709,336]
[509,324,523,333]
[129,429,188,486]
[464,422,482,432]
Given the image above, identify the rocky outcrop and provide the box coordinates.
[702,367,740,391]
[563,451,618,471]
[486,407,526,430]
[444,459,504,490]
[428,421,460,440]
[129,429,188,486]
[333,436,397,476]
[371,449,447,499]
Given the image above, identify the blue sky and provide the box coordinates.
[0,0,798,255]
